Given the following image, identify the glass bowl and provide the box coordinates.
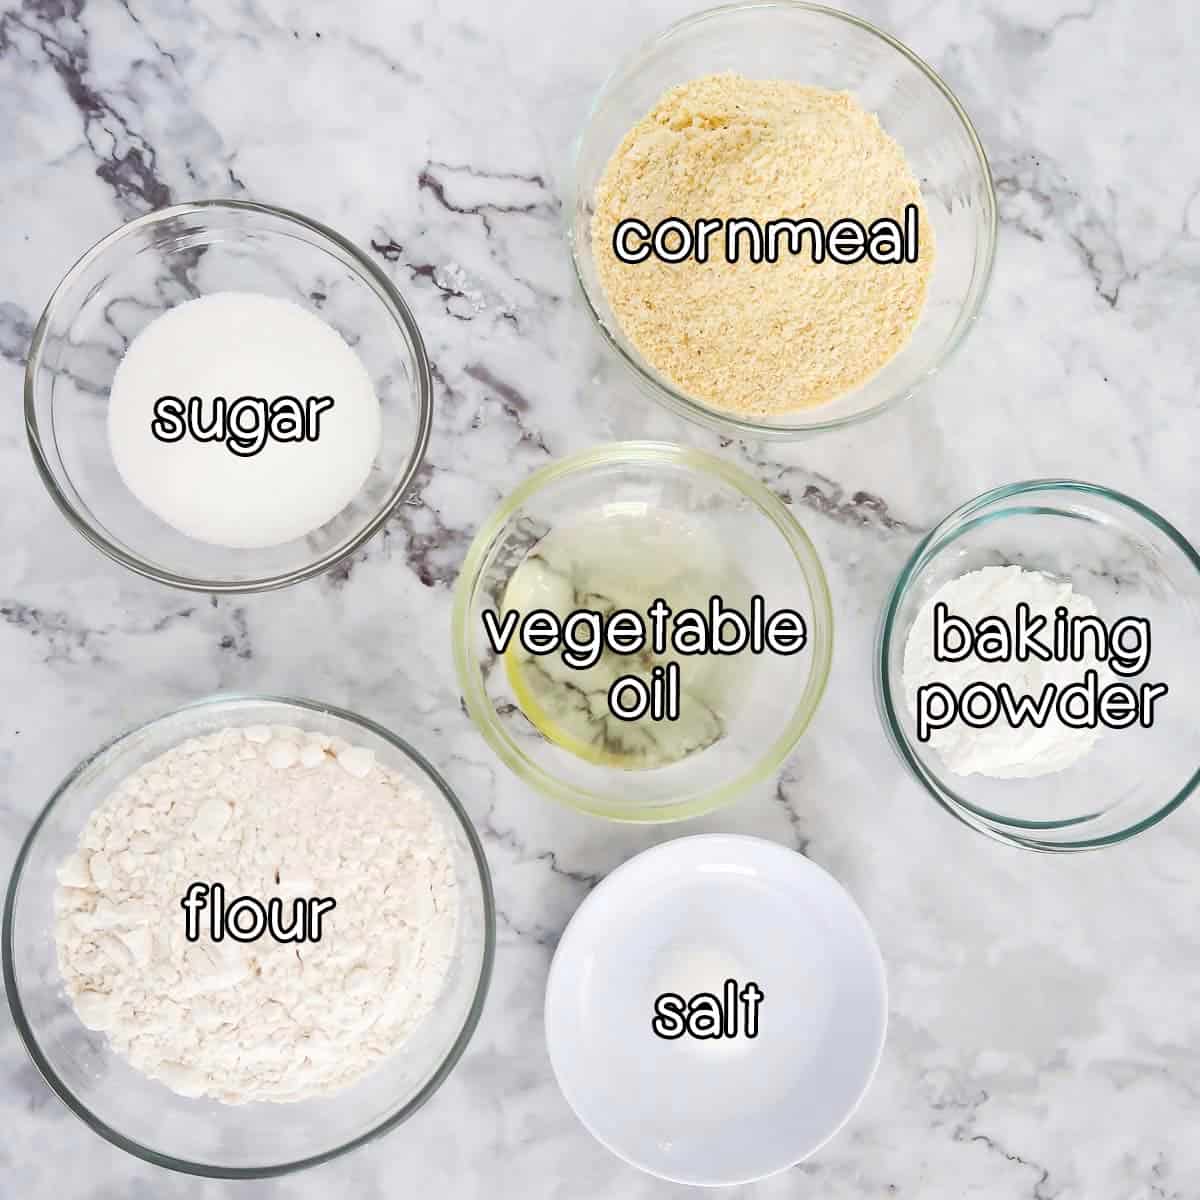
[452,442,833,821]
[25,200,432,592]
[876,482,1200,851]
[2,696,495,1178]
[568,1,996,437]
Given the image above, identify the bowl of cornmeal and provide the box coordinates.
[569,2,996,435]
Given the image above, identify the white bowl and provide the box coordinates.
[544,835,887,1186]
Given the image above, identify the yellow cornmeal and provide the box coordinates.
[591,74,934,416]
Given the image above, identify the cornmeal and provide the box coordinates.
[591,74,934,416]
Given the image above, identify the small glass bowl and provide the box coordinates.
[876,482,1200,851]
[452,443,833,821]
[2,696,495,1178]
[568,2,996,437]
[25,200,432,592]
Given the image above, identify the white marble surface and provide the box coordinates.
[2,0,1199,1196]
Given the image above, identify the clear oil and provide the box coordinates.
[500,504,751,770]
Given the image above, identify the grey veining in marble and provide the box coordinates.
[2,0,1199,1197]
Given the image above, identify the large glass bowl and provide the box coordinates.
[2,696,495,1177]
[25,200,432,592]
[877,482,1200,851]
[452,443,834,821]
[568,2,996,437]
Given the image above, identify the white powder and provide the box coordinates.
[53,725,458,1104]
[902,565,1104,778]
[652,941,750,1061]
[108,292,382,549]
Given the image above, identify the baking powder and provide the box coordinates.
[901,565,1105,779]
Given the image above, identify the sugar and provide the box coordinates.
[107,291,382,549]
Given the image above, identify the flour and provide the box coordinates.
[902,566,1105,778]
[53,725,458,1104]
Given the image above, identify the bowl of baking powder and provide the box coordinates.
[877,481,1200,850]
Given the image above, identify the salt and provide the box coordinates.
[107,291,382,549]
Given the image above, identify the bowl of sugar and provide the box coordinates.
[26,200,432,591]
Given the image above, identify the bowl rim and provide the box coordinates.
[451,441,835,821]
[875,479,1200,851]
[1,693,496,1179]
[542,833,889,1185]
[24,198,434,594]
[566,0,998,439]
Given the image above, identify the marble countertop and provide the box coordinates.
[2,0,1198,1196]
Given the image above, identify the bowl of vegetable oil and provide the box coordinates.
[452,442,833,821]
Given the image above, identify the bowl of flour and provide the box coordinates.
[876,481,1200,851]
[2,696,494,1177]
